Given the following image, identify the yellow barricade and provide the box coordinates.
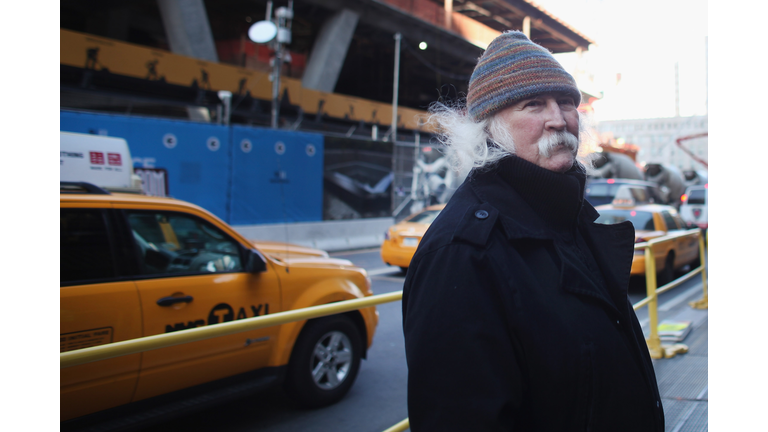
[631,228,708,359]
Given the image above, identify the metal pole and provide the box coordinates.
[218,91,232,126]
[523,16,531,38]
[392,33,401,144]
[391,32,402,215]
[271,44,282,128]
[411,133,420,200]
[444,0,453,28]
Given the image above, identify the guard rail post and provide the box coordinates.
[641,234,693,360]
[689,230,708,309]
[643,244,664,359]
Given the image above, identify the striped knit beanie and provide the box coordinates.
[467,31,581,121]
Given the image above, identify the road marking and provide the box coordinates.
[696,384,708,400]
[367,267,402,276]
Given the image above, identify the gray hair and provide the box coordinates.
[426,101,596,176]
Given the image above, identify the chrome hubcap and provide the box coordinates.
[310,331,353,390]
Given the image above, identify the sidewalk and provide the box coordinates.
[651,306,708,432]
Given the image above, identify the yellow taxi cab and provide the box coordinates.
[594,187,701,283]
[380,204,445,271]
[60,182,378,423]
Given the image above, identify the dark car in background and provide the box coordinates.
[585,178,666,207]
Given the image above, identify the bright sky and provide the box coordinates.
[538,0,708,121]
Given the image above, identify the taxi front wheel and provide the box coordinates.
[285,315,362,408]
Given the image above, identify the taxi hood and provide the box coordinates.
[251,241,357,270]
[251,240,330,260]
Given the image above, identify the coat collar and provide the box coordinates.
[467,157,597,242]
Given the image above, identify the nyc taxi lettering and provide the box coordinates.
[164,302,270,333]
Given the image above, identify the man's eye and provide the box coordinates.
[525,100,542,107]
[559,99,575,106]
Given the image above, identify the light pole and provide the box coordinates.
[248,1,293,129]
[391,32,402,216]
[392,32,401,144]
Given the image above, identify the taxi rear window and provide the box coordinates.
[61,209,116,283]
[595,209,655,231]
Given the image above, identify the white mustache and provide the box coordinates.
[537,131,579,158]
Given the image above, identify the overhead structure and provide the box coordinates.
[60,0,596,137]
[436,0,595,52]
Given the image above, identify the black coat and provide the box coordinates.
[402,156,664,431]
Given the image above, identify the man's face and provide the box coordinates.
[494,92,580,173]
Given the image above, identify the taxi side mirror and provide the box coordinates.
[245,249,267,273]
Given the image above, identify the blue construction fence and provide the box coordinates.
[61,110,323,225]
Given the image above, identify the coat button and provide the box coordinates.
[475,210,489,220]
[616,320,620,325]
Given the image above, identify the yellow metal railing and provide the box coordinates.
[60,291,403,369]
[632,228,708,359]
[382,418,410,432]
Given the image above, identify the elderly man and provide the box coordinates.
[402,31,664,431]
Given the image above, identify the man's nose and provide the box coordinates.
[544,99,567,131]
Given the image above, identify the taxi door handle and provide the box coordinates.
[157,295,194,307]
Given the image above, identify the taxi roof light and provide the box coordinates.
[611,185,636,208]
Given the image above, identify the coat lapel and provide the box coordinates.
[580,204,636,316]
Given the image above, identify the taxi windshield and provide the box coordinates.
[406,209,441,224]
[595,209,655,231]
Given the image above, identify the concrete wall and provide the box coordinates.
[234,217,394,252]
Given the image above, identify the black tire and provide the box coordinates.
[399,266,408,274]
[284,315,362,408]
[658,252,675,286]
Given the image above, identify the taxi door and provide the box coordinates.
[121,209,282,402]
[60,207,142,421]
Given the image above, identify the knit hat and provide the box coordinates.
[467,31,581,121]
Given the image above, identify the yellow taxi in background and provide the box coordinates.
[381,204,445,272]
[594,188,701,283]
[60,182,378,424]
